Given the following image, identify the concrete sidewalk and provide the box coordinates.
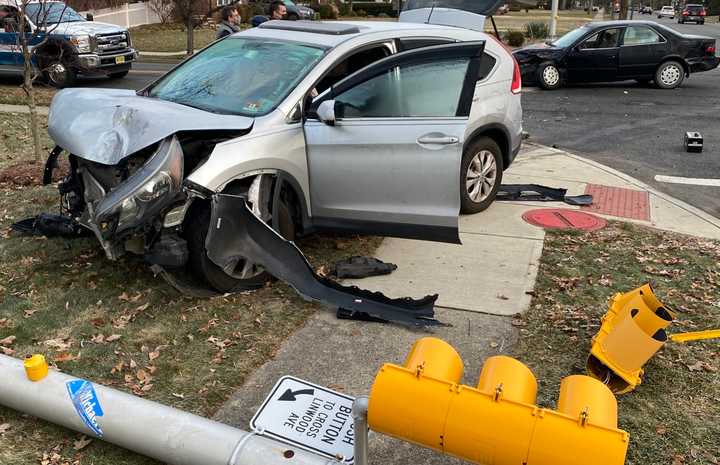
[214,143,720,464]
[0,104,49,115]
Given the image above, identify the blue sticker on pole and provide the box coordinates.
[66,380,105,438]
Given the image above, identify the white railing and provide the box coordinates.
[79,2,164,28]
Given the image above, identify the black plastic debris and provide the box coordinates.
[333,256,398,279]
[684,132,703,153]
[205,194,443,327]
[496,184,593,206]
[11,213,88,238]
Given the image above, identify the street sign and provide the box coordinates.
[251,376,356,463]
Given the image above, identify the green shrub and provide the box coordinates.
[311,3,338,19]
[505,29,525,47]
[352,2,397,17]
[355,8,367,16]
[524,21,549,39]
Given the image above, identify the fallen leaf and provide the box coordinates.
[54,353,78,363]
[0,423,10,434]
[148,350,160,361]
[141,384,154,392]
[118,292,130,301]
[511,318,527,327]
[91,334,105,344]
[687,361,705,372]
[105,334,122,342]
[171,393,185,399]
[490,342,499,348]
[136,369,148,382]
[671,454,685,465]
[1,347,15,355]
[496,294,509,300]
[0,335,16,346]
[129,359,137,369]
[23,309,37,318]
[73,436,92,450]
[135,302,150,312]
[655,425,667,435]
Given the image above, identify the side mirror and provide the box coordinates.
[316,100,336,126]
[86,13,94,21]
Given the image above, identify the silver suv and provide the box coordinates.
[46,9,523,292]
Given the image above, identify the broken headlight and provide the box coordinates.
[94,136,183,237]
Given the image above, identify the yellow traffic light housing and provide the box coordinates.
[587,284,675,394]
[368,337,629,465]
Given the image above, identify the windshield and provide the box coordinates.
[552,25,591,48]
[25,2,85,24]
[149,38,326,117]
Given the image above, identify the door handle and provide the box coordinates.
[417,135,459,145]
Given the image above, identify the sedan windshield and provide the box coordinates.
[25,2,85,24]
[552,26,591,48]
[149,38,326,117]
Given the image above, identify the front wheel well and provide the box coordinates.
[465,127,510,171]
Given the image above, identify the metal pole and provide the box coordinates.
[0,355,334,465]
[352,397,369,465]
[550,0,560,39]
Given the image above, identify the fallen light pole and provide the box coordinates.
[0,354,336,465]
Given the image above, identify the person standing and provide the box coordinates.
[216,6,242,40]
[269,1,287,20]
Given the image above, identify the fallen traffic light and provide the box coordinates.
[587,284,675,394]
[368,337,629,465]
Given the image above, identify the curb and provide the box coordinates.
[525,142,720,232]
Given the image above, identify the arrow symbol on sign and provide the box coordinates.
[278,388,315,401]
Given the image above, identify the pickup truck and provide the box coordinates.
[0,0,137,87]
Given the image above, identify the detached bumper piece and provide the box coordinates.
[11,213,89,239]
[206,194,442,327]
[496,184,593,206]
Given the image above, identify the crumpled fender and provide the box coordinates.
[205,194,443,327]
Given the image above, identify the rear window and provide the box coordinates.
[686,5,704,12]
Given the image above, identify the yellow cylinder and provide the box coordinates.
[557,375,618,429]
[403,337,463,383]
[476,355,538,404]
[600,311,666,373]
[24,354,49,382]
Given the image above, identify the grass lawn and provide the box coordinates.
[130,23,232,53]
[514,222,720,465]
[488,9,596,35]
[0,111,381,465]
[0,84,56,108]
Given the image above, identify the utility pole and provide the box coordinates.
[550,0,559,38]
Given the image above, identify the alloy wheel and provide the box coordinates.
[466,150,498,203]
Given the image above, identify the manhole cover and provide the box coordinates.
[522,209,607,232]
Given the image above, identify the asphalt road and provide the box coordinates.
[522,17,720,218]
[78,60,175,89]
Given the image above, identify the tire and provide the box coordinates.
[460,137,504,214]
[42,60,76,88]
[108,70,129,79]
[536,62,562,90]
[184,196,296,293]
[654,61,685,89]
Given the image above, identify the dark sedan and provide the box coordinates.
[513,21,719,90]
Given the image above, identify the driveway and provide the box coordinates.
[522,17,720,218]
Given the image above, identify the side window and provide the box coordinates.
[398,38,456,51]
[623,26,662,45]
[314,45,391,95]
[579,28,621,49]
[334,58,470,118]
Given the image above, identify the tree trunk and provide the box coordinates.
[619,0,628,19]
[348,0,353,15]
[186,15,194,56]
[18,1,43,162]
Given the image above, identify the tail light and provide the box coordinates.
[511,57,522,95]
[700,9,706,15]
[707,45,716,55]
[682,10,689,15]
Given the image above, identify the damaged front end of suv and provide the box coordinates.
[46,88,253,272]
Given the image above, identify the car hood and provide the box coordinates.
[49,20,127,36]
[48,88,254,165]
[513,42,563,60]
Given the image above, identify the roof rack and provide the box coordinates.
[258,20,361,35]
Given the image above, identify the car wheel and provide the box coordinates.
[184,196,296,293]
[460,137,503,214]
[654,61,685,89]
[108,70,129,79]
[537,62,562,90]
[42,60,77,88]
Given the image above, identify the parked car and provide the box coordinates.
[0,0,137,87]
[497,4,510,14]
[678,3,706,24]
[513,20,718,90]
[45,14,523,292]
[658,5,675,18]
[641,6,653,14]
